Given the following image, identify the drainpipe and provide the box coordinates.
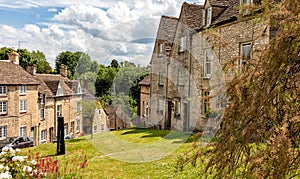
[188,32,192,131]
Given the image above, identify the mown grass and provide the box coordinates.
[20,128,208,178]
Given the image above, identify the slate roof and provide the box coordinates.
[138,75,151,86]
[181,2,204,30]
[157,15,178,42]
[0,60,40,85]
[35,74,74,97]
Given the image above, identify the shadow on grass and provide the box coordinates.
[120,128,201,143]
[66,138,86,143]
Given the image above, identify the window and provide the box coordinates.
[216,94,227,109]
[179,37,186,53]
[93,126,97,134]
[40,94,46,104]
[0,101,7,114]
[174,101,181,119]
[0,126,7,139]
[203,91,210,118]
[77,102,81,114]
[20,85,26,95]
[206,7,212,26]
[0,86,7,95]
[57,105,62,117]
[40,108,45,120]
[158,72,164,86]
[20,100,27,112]
[70,121,74,134]
[101,124,104,131]
[64,124,68,136]
[157,99,164,114]
[20,126,27,137]
[99,109,102,115]
[158,43,164,56]
[57,83,63,96]
[240,42,252,68]
[76,119,80,132]
[41,130,47,141]
[177,70,185,86]
[77,84,82,94]
[204,49,211,77]
[240,0,253,15]
[202,9,206,26]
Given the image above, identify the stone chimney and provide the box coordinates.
[60,65,67,77]
[9,50,20,65]
[26,64,37,75]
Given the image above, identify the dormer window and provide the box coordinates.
[207,7,212,26]
[179,37,186,53]
[57,83,63,96]
[20,85,26,95]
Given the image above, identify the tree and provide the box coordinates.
[110,59,119,68]
[199,1,300,178]
[55,51,91,79]
[30,50,52,74]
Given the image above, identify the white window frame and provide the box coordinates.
[0,126,7,139]
[179,36,186,53]
[76,119,80,132]
[20,85,26,95]
[204,49,212,77]
[41,129,47,141]
[0,101,7,114]
[177,69,185,86]
[20,126,27,137]
[57,105,62,117]
[240,0,253,15]
[93,125,97,134]
[64,123,68,136]
[0,86,7,95]
[40,108,45,120]
[70,121,75,134]
[158,72,164,86]
[158,43,164,56]
[20,99,27,113]
[206,7,212,26]
[240,42,252,67]
[202,9,206,26]
[77,83,82,94]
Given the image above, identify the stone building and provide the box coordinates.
[31,65,83,143]
[0,51,40,144]
[139,75,150,125]
[148,0,275,132]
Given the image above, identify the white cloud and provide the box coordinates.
[0,0,202,67]
[48,8,57,12]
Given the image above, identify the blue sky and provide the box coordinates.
[0,0,204,67]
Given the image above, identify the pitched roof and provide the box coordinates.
[212,0,240,25]
[35,74,74,97]
[0,60,40,85]
[181,2,204,30]
[209,0,230,7]
[139,75,151,86]
[156,15,178,42]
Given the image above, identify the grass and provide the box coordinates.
[20,128,208,178]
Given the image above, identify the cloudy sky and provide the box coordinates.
[0,0,204,67]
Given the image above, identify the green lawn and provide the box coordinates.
[21,129,207,178]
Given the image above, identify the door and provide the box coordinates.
[183,103,189,131]
[49,127,54,142]
[165,101,172,129]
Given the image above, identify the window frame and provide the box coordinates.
[20,85,26,95]
[179,36,186,53]
[20,99,27,113]
[177,69,185,86]
[158,72,164,86]
[158,43,164,57]
[20,126,27,137]
[57,83,63,96]
[41,129,47,141]
[0,126,7,139]
[240,42,252,68]
[0,101,7,114]
[204,49,212,77]
[40,108,45,120]
[57,105,62,117]
[0,86,7,95]
[206,7,212,26]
